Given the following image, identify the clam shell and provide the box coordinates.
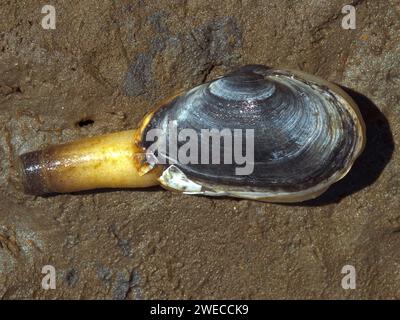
[136,65,365,202]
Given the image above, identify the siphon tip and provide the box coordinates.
[18,150,50,196]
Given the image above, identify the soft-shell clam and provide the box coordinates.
[19,65,365,202]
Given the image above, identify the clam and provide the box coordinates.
[19,65,365,202]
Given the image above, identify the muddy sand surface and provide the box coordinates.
[0,0,399,299]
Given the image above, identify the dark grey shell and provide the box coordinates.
[137,65,365,202]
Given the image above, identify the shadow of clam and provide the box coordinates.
[298,87,394,207]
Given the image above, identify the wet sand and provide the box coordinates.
[0,0,399,299]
